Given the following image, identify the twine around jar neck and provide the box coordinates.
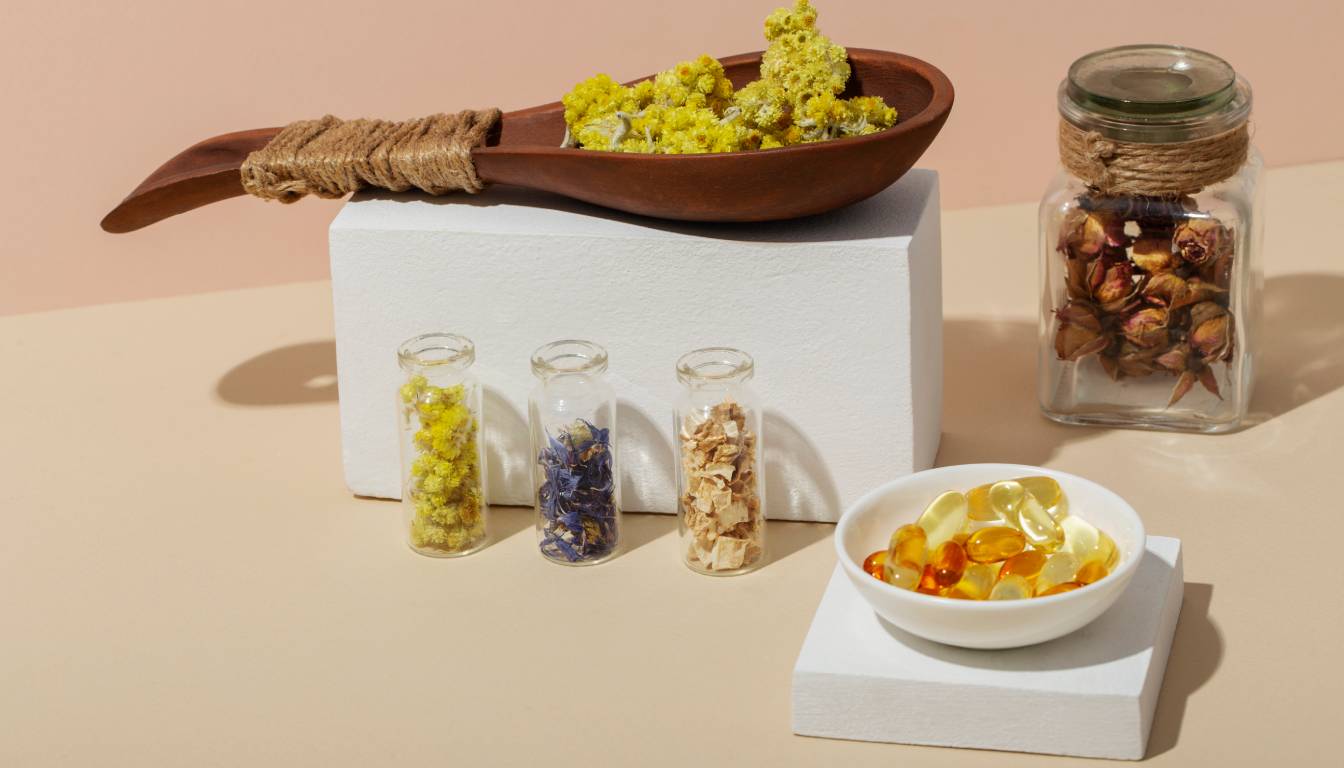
[1058,118,1249,197]
[240,109,501,203]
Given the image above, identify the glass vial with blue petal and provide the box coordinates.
[398,332,487,557]
[674,347,765,575]
[529,340,620,565]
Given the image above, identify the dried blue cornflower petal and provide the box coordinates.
[536,419,618,563]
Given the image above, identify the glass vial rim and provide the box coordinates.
[531,339,608,379]
[1059,44,1251,144]
[398,332,476,372]
[676,346,755,385]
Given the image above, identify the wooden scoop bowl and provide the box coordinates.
[101,49,952,232]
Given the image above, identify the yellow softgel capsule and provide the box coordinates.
[965,483,1001,522]
[1059,515,1116,567]
[988,574,1033,600]
[862,550,886,580]
[1035,552,1080,595]
[997,549,1047,583]
[1016,492,1064,552]
[987,480,1026,524]
[1014,475,1065,519]
[964,526,1026,563]
[1039,581,1083,596]
[886,524,927,569]
[1075,559,1108,585]
[916,491,969,548]
[943,562,996,600]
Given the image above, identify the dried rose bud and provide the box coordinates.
[1058,208,1107,258]
[1199,252,1234,290]
[1054,301,1108,361]
[1120,306,1169,348]
[1180,277,1227,308]
[1143,272,1188,308]
[1189,301,1234,361]
[1131,236,1176,273]
[1197,366,1223,400]
[1093,259,1140,312]
[1115,342,1160,378]
[1168,370,1197,407]
[1173,218,1232,267]
[1155,342,1191,373]
[1065,258,1094,300]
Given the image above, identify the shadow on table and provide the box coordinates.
[1146,582,1221,759]
[938,318,1101,466]
[1246,273,1344,421]
[486,505,539,546]
[216,340,338,405]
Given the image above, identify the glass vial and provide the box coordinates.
[674,347,765,575]
[1040,45,1262,432]
[529,340,620,565]
[397,332,487,557]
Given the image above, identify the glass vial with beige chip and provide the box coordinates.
[674,347,765,575]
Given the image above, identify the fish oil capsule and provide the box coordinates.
[997,549,1047,583]
[886,563,922,590]
[885,524,927,570]
[966,484,1001,522]
[930,540,968,587]
[1014,475,1065,519]
[1075,559,1108,585]
[917,563,941,594]
[988,480,1026,525]
[862,550,886,580]
[1035,552,1079,595]
[988,574,1033,600]
[1060,515,1115,567]
[964,526,1027,563]
[1016,492,1064,552]
[916,491,969,548]
[1098,530,1119,570]
[1039,581,1083,596]
[943,563,996,600]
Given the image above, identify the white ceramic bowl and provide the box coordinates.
[835,463,1146,649]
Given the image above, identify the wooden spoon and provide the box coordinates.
[101,49,952,232]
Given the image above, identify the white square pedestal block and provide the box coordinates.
[792,537,1184,760]
[329,170,942,520]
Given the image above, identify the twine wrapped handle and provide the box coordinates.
[1058,119,1249,197]
[240,108,502,202]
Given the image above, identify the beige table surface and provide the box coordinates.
[4,162,1342,766]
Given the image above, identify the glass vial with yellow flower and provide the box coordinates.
[529,340,620,566]
[398,333,487,557]
[674,348,765,575]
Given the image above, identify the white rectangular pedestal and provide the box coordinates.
[329,171,942,520]
[792,536,1184,760]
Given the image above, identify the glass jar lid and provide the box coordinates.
[1059,44,1251,143]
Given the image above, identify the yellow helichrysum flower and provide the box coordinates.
[400,379,484,553]
[560,1,896,154]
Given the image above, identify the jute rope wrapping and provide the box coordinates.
[1058,119,1249,197]
[240,109,502,202]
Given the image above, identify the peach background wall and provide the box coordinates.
[3,0,1340,316]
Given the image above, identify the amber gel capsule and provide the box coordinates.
[1075,559,1109,585]
[943,563,996,600]
[1016,492,1064,552]
[998,549,1047,583]
[965,526,1027,563]
[930,540,968,587]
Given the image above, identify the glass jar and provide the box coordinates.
[397,332,487,557]
[529,340,620,565]
[674,347,765,575]
[1039,45,1262,433]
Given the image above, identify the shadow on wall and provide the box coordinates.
[617,399,677,514]
[482,386,530,507]
[216,340,338,405]
[764,409,842,522]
